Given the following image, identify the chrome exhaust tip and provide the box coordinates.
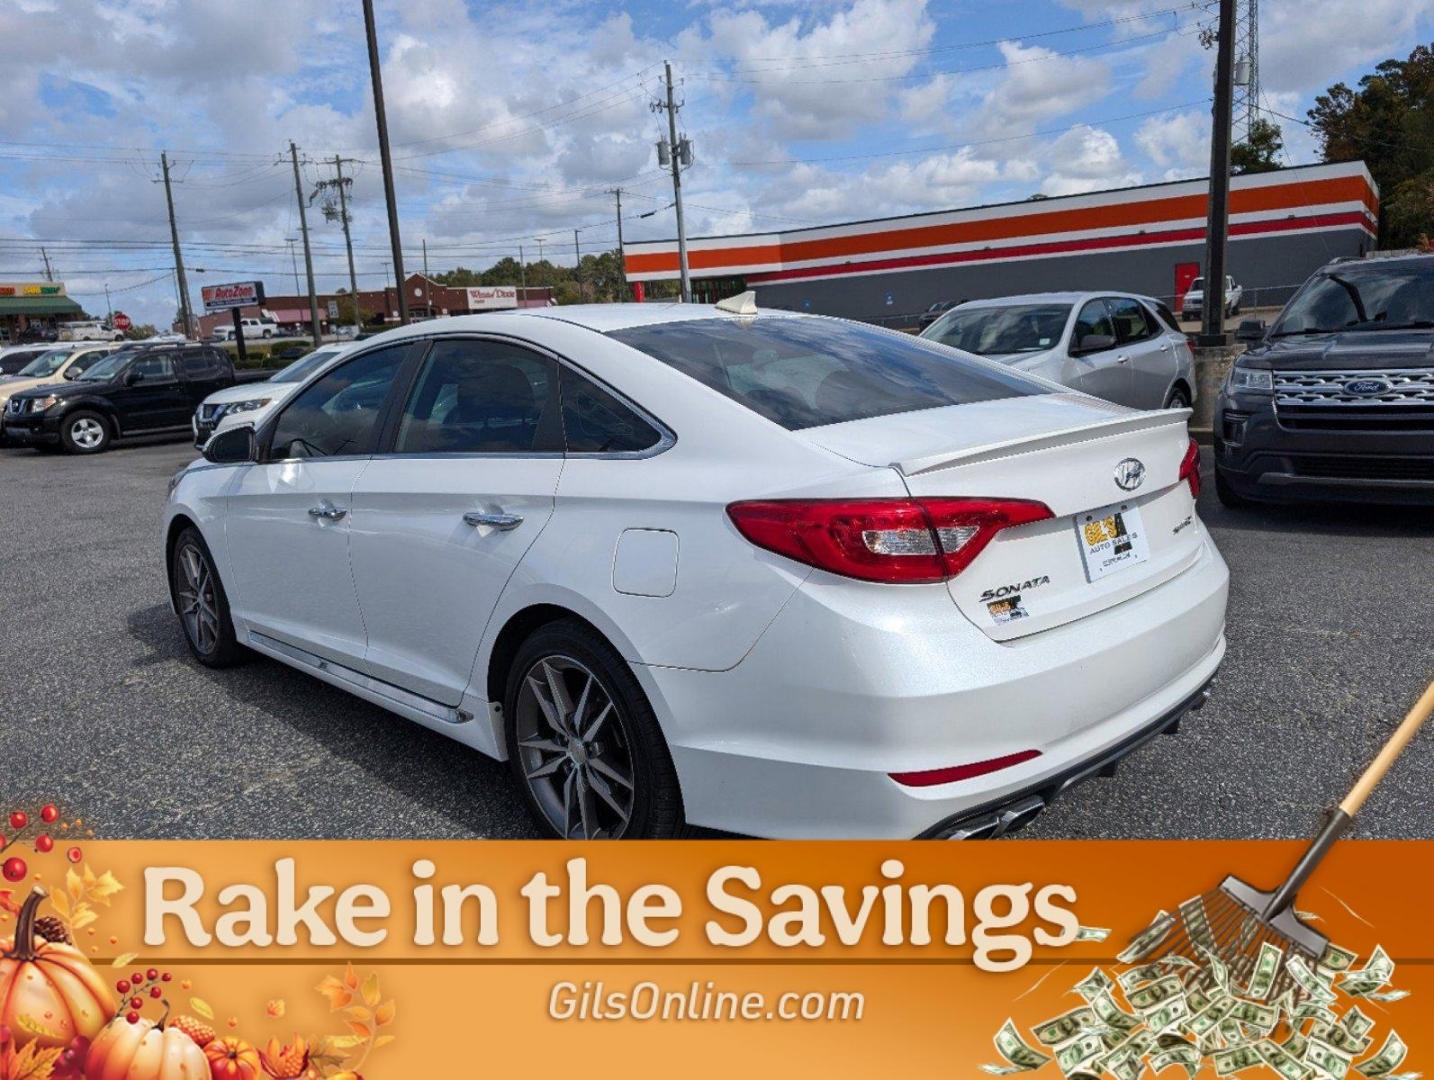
[934,794,1046,840]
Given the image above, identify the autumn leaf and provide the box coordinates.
[360,973,381,1008]
[110,952,138,969]
[2,1041,64,1080]
[373,1000,395,1027]
[320,1035,365,1053]
[316,976,353,1011]
[265,999,286,1019]
[373,1034,396,1049]
[344,1021,372,1040]
[71,908,98,931]
[342,963,359,990]
[86,869,124,905]
[342,1006,371,1025]
[47,892,69,920]
[190,997,215,1021]
[65,869,83,904]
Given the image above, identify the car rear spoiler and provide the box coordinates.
[895,408,1191,477]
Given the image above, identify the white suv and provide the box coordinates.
[164,302,1227,840]
[214,317,277,341]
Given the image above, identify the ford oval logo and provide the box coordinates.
[1344,378,1390,396]
[1114,458,1146,491]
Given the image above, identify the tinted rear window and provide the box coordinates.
[607,317,1046,430]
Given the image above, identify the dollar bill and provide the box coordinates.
[1145,995,1191,1034]
[1118,911,1175,964]
[1073,967,1114,1002]
[1246,941,1284,1001]
[1343,1007,1375,1039]
[1033,1007,1098,1047]
[1293,1000,1338,1027]
[1356,1032,1408,1078]
[1363,989,1410,1003]
[985,1019,1053,1074]
[1340,946,1395,997]
[1187,997,1237,1039]
[1179,895,1217,952]
[1214,1044,1264,1075]
[1056,1033,1106,1076]
[1199,945,1232,993]
[1128,974,1185,1014]
[1288,954,1339,1005]
[1090,990,1141,1034]
[1307,1037,1354,1080]
[1319,943,1359,973]
[1228,999,1279,1033]
[1283,1031,1310,1059]
[1151,1044,1201,1078]
[1119,962,1169,992]
[1259,1038,1313,1080]
[1075,925,1111,942]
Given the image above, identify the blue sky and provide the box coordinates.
[0,0,1430,326]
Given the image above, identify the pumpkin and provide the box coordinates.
[204,1036,262,1080]
[85,1013,209,1080]
[0,887,114,1050]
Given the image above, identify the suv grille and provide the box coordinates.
[1275,369,1434,431]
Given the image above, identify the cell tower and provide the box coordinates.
[1231,0,1260,144]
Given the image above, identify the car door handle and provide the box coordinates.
[307,500,347,521]
[1115,354,1130,364]
[464,511,524,530]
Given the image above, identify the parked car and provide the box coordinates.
[164,299,1226,840]
[1214,253,1434,507]
[0,344,57,376]
[214,317,278,341]
[192,343,352,447]
[57,319,124,342]
[332,324,361,340]
[1181,275,1243,321]
[0,342,121,408]
[920,292,1197,410]
[3,342,269,454]
[916,299,958,331]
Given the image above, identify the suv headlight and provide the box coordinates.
[1227,366,1272,392]
[225,397,271,414]
[30,394,61,412]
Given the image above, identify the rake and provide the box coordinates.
[1133,678,1434,1003]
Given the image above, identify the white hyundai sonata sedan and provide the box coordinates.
[162,299,1228,840]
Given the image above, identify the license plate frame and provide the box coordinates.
[1075,500,1151,582]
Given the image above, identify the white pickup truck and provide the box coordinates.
[1180,275,1243,321]
[213,316,278,341]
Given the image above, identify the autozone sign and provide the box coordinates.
[201,280,266,312]
[465,286,517,310]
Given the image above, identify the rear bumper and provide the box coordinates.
[1215,390,1434,505]
[640,532,1229,839]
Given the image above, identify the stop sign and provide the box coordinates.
[112,312,132,331]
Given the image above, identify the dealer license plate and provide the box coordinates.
[1075,501,1150,582]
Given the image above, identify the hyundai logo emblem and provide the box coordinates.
[1114,458,1146,491]
[1343,378,1390,396]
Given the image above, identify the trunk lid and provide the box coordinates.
[797,394,1202,641]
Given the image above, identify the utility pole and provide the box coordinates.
[608,188,626,298]
[422,238,429,276]
[654,61,692,302]
[518,244,527,298]
[290,142,323,344]
[316,156,362,330]
[39,247,53,282]
[160,152,194,338]
[285,237,300,295]
[363,0,408,324]
[574,229,583,301]
[104,283,113,326]
[1200,0,1236,346]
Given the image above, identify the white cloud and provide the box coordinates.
[1261,0,1434,94]
[1135,108,1209,177]
[968,41,1112,137]
[1039,125,1142,195]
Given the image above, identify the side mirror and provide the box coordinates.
[63,368,79,380]
[124,369,142,386]
[1073,333,1116,355]
[1235,319,1266,343]
[203,424,257,465]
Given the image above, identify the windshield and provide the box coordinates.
[608,316,1047,431]
[923,303,1072,356]
[16,348,77,378]
[1272,262,1434,335]
[77,351,135,381]
[271,348,341,383]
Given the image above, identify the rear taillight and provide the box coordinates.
[1179,437,1201,499]
[726,497,1053,584]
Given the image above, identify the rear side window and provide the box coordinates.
[1150,300,1181,332]
[1107,297,1157,343]
[561,368,662,453]
[270,344,408,459]
[179,348,220,376]
[394,339,562,454]
[131,355,176,381]
[607,317,1045,430]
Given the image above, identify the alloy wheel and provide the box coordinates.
[514,655,636,839]
[70,417,105,450]
[175,543,220,656]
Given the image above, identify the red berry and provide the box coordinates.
[116,980,130,994]
[1,857,26,883]
[149,986,162,999]
[129,997,143,1010]
[40,805,59,824]
[8,812,26,831]
[126,1012,139,1025]
[161,972,172,982]
[146,968,158,981]
[35,834,53,853]
[131,972,143,986]
[66,846,82,864]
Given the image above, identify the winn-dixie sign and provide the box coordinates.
[202,280,265,312]
[466,285,518,310]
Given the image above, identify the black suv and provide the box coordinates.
[1214,254,1434,507]
[3,342,264,454]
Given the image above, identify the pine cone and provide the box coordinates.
[33,915,70,944]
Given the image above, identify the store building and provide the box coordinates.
[622,161,1379,320]
[0,281,84,341]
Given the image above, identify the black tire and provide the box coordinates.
[169,527,247,668]
[58,410,111,454]
[504,619,684,839]
[1215,467,1250,509]
[1164,385,1191,410]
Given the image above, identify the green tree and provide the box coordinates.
[123,323,159,340]
[1309,43,1434,246]
[1231,117,1284,174]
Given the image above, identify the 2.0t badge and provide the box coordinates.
[1113,457,1146,491]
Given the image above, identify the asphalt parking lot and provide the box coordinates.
[2,437,1432,840]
